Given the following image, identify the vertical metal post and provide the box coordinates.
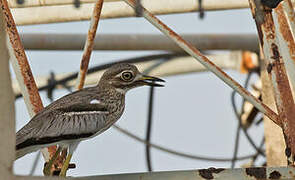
[260,48,287,166]
[0,0,61,174]
[0,8,15,179]
[248,0,295,163]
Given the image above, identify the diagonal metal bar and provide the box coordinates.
[75,0,104,89]
[0,0,61,173]
[248,0,295,163]
[123,0,279,126]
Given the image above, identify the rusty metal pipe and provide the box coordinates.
[122,0,279,125]
[76,0,104,89]
[249,0,295,163]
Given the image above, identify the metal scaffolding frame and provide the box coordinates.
[1,0,295,179]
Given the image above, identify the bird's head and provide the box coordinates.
[99,63,165,93]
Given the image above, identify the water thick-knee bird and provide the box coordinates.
[15,63,165,176]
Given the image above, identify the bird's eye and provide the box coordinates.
[121,71,134,81]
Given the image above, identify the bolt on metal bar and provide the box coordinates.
[249,0,295,163]
[75,0,104,89]
[0,0,62,174]
[122,0,279,125]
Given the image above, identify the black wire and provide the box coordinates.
[231,71,265,168]
[15,53,184,99]
[146,85,155,171]
[231,117,241,168]
[251,137,265,165]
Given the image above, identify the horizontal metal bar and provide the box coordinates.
[20,33,259,52]
[9,0,249,9]
[11,0,250,25]
[15,167,295,180]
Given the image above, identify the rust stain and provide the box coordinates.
[269,170,282,179]
[78,0,104,90]
[286,147,292,158]
[275,5,295,63]
[0,0,44,113]
[245,167,267,179]
[267,63,274,73]
[271,43,281,61]
[198,167,225,179]
[286,0,295,23]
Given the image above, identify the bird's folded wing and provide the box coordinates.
[16,102,109,150]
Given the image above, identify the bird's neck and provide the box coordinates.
[97,81,127,95]
[95,85,126,115]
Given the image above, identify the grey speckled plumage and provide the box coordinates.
[16,63,164,160]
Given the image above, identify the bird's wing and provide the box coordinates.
[16,101,110,151]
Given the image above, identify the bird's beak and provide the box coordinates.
[138,75,165,87]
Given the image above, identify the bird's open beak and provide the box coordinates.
[138,75,165,87]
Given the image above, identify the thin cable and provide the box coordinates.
[231,121,241,168]
[142,60,167,172]
[231,72,253,168]
[113,125,257,162]
[142,60,167,171]
[231,71,265,168]
[146,85,154,171]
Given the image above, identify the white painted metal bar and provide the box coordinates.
[8,0,250,9]
[10,0,250,25]
[0,7,15,180]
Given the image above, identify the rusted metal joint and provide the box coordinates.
[261,0,283,9]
